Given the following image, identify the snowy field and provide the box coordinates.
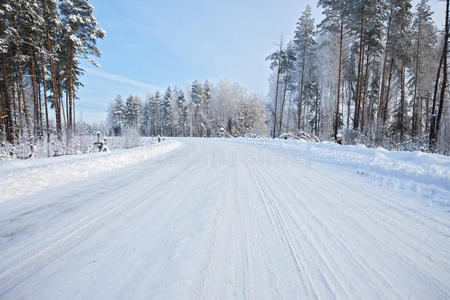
[0,138,449,299]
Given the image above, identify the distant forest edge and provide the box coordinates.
[107,80,267,139]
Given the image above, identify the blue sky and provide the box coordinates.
[77,0,446,123]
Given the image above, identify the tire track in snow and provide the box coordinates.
[260,163,400,298]
[252,160,355,299]
[294,168,450,294]
[261,147,450,278]
[266,154,449,298]
[246,156,317,298]
[197,161,253,299]
[197,169,230,300]
[242,157,284,300]
[0,153,201,296]
[250,141,450,230]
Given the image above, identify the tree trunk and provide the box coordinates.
[435,0,449,147]
[353,14,365,131]
[66,91,69,130]
[40,55,50,155]
[57,71,66,129]
[41,0,62,140]
[29,45,40,138]
[335,19,344,140]
[1,51,14,143]
[317,92,321,136]
[400,57,406,141]
[347,81,353,128]
[298,57,305,130]
[361,51,370,132]
[279,74,289,134]
[15,79,23,137]
[66,89,69,129]
[36,55,44,138]
[377,8,392,142]
[383,58,394,126]
[272,40,282,138]
[286,90,292,132]
[73,91,76,134]
[425,90,430,132]
[315,86,319,136]
[418,89,423,136]
[12,16,32,139]
[11,81,18,138]
[412,17,422,139]
[430,32,446,147]
[68,41,74,132]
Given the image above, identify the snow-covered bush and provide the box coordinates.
[279,131,320,143]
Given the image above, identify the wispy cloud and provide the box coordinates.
[85,68,160,91]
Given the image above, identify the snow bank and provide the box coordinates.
[231,138,450,207]
[0,141,181,202]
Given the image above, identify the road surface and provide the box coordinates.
[0,138,449,299]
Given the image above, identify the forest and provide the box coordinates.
[107,79,267,139]
[266,0,449,153]
[0,0,449,156]
[0,0,104,155]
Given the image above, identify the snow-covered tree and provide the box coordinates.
[0,0,104,147]
[161,87,173,136]
[174,88,188,136]
[409,0,438,138]
[124,95,142,128]
[294,5,317,132]
[108,95,125,136]
[59,0,105,132]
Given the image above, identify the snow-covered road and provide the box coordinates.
[0,138,449,299]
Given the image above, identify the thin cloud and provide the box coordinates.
[86,68,160,91]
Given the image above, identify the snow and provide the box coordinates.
[0,140,181,202]
[228,138,450,207]
[0,138,449,299]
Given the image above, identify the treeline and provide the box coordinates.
[108,79,267,138]
[0,0,105,144]
[267,0,449,152]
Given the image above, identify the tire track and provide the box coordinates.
[263,155,449,298]
[260,162,402,298]
[246,156,317,299]
[0,156,199,296]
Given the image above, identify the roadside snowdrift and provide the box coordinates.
[0,141,181,202]
[231,138,450,207]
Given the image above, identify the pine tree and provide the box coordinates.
[152,91,161,135]
[318,0,348,140]
[390,0,413,142]
[191,80,203,136]
[409,0,437,138]
[41,0,63,140]
[161,87,173,136]
[60,0,105,133]
[0,0,103,146]
[278,41,296,134]
[142,95,152,136]
[377,0,395,142]
[124,95,141,128]
[266,36,284,138]
[109,95,124,136]
[433,0,449,149]
[0,3,15,142]
[175,88,188,136]
[203,80,211,120]
[294,5,317,131]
